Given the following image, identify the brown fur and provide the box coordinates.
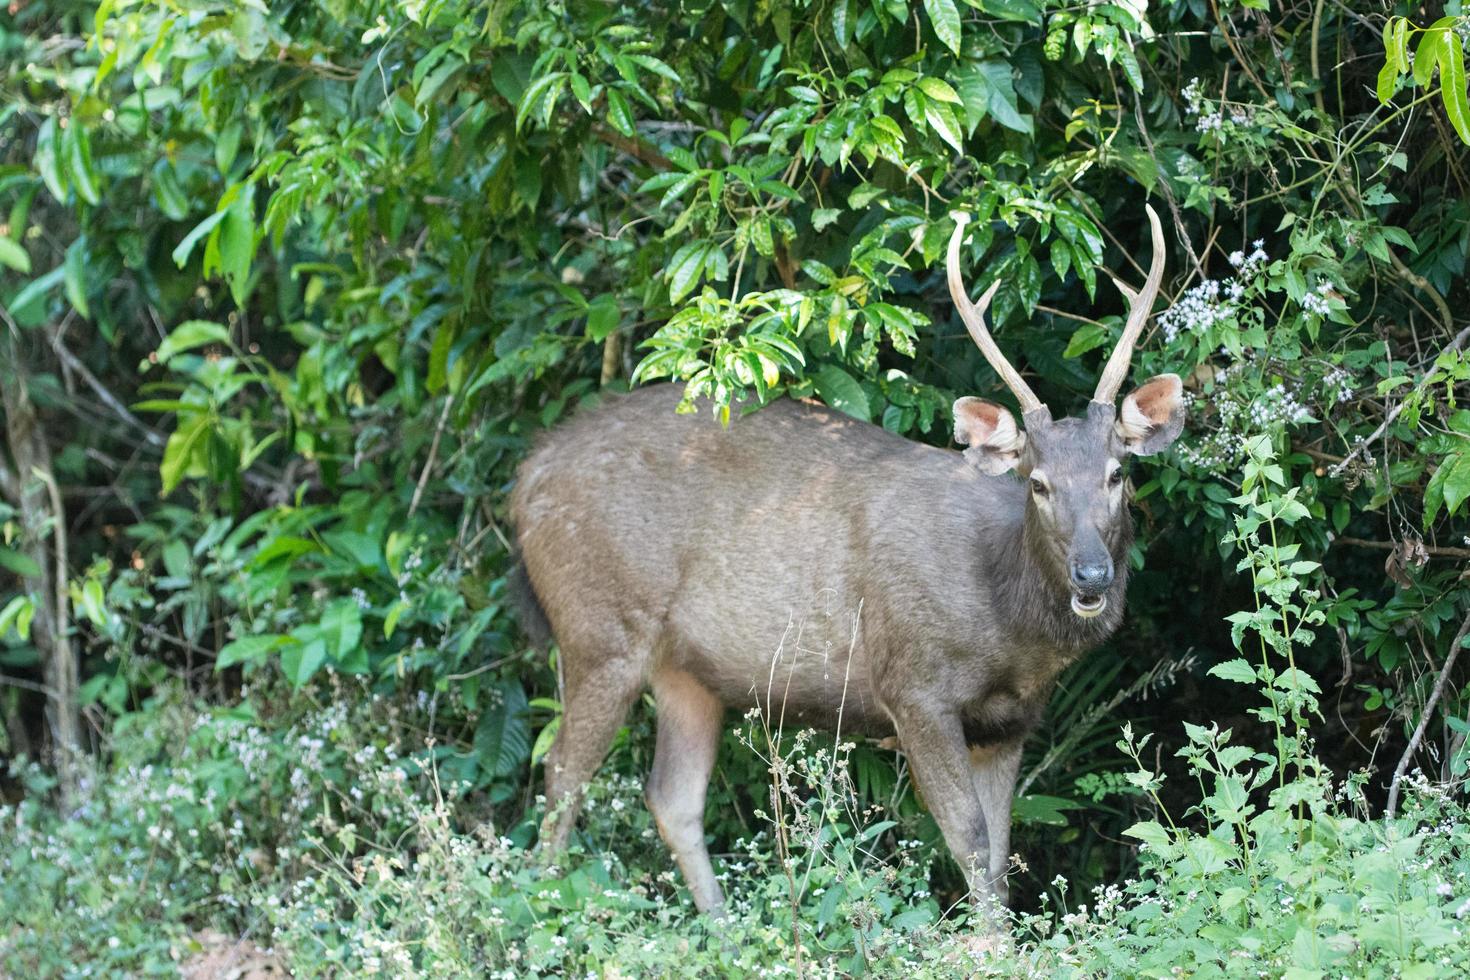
[510,380,1183,916]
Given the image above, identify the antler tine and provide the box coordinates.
[1093,204,1166,405]
[946,212,1044,416]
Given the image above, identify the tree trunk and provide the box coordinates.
[0,331,81,804]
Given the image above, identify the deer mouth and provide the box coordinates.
[1070,593,1108,619]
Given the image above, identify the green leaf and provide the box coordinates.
[586,294,620,341]
[156,320,231,365]
[917,77,962,104]
[1440,32,1470,144]
[320,599,364,659]
[924,100,966,153]
[160,413,210,493]
[606,88,636,138]
[63,238,89,318]
[474,679,531,779]
[34,118,67,202]
[0,547,42,578]
[171,210,227,268]
[63,124,101,206]
[1414,30,1442,88]
[216,634,292,670]
[0,595,34,641]
[1122,820,1172,849]
[812,364,872,421]
[1441,451,1470,517]
[281,639,327,688]
[1208,658,1259,685]
[665,241,708,303]
[924,0,963,55]
[1376,58,1399,104]
[217,194,257,306]
[5,266,63,317]
[0,237,30,274]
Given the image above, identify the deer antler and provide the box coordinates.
[1092,204,1166,406]
[946,212,1045,416]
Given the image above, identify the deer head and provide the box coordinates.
[947,205,1185,619]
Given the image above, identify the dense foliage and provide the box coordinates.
[3,0,1470,974]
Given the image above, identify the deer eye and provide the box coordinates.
[1108,468,1125,487]
[1029,477,1049,497]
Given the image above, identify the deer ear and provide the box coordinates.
[1117,373,1185,455]
[954,397,1026,474]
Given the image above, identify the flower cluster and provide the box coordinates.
[1182,77,1253,134]
[1300,280,1339,317]
[1158,241,1268,344]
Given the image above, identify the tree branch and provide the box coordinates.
[1387,607,1470,817]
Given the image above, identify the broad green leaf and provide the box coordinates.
[1208,658,1259,685]
[812,364,872,421]
[586,294,621,341]
[0,595,34,640]
[917,77,962,104]
[1440,32,1470,144]
[0,547,41,578]
[925,100,966,153]
[160,413,210,493]
[282,639,327,688]
[0,237,30,274]
[606,88,636,137]
[924,0,963,55]
[320,599,363,662]
[1375,59,1398,104]
[156,320,231,365]
[665,241,708,303]
[1414,30,1442,88]
[216,634,292,670]
[171,210,227,268]
[63,124,101,205]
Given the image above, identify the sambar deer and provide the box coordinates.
[510,204,1182,918]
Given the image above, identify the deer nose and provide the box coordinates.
[1070,559,1113,593]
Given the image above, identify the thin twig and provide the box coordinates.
[47,328,165,447]
[408,394,455,518]
[1335,537,1470,560]
[1386,607,1470,816]
[0,673,57,697]
[1330,326,1470,478]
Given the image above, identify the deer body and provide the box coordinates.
[512,206,1184,918]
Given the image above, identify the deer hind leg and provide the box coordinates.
[970,740,1024,906]
[645,668,726,916]
[539,652,643,855]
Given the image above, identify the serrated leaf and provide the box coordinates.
[1208,658,1258,685]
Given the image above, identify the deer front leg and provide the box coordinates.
[892,707,998,912]
[970,740,1023,905]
